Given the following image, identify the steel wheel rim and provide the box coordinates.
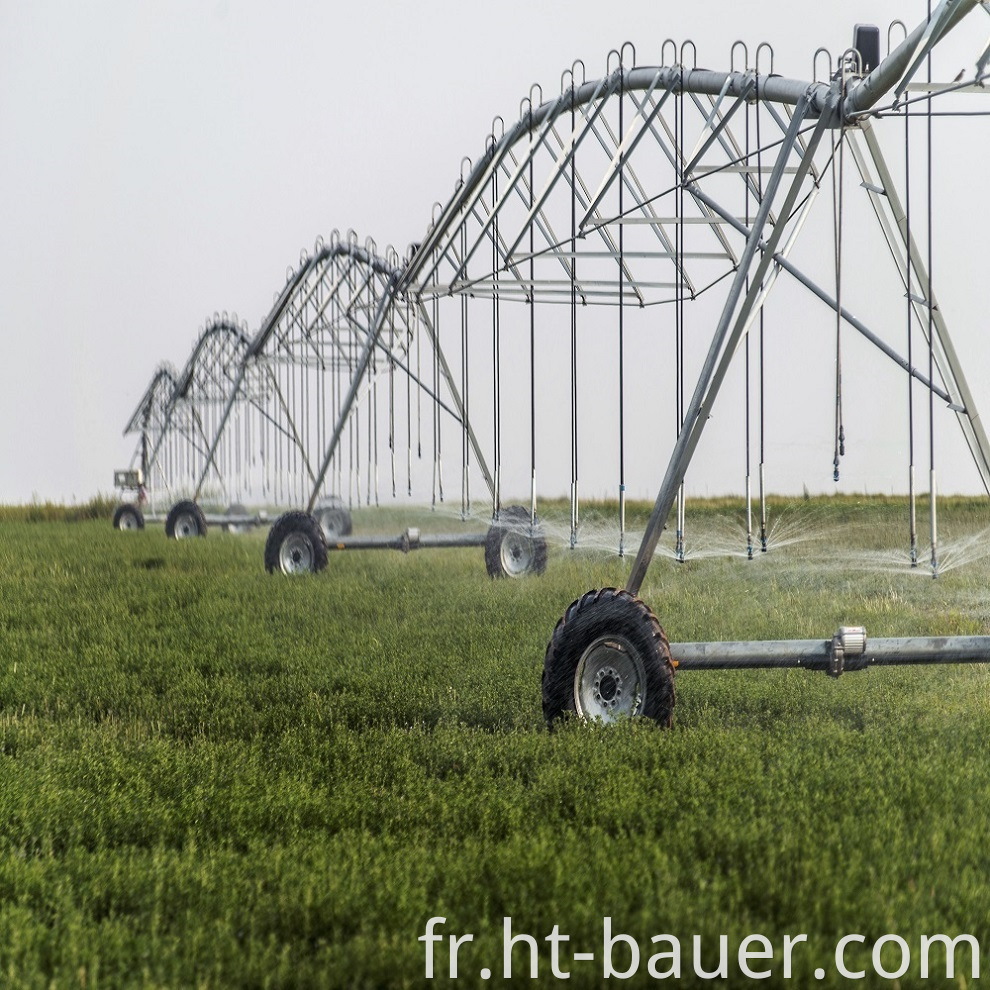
[573,634,646,722]
[119,511,138,531]
[500,530,533,577]
[279,531,315,574]
[174,512,199,538]
[318,510,339,539]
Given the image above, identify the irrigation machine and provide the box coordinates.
[116,0,990,724]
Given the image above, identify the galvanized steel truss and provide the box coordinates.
[128,1,990,581]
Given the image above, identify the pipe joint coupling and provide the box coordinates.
[830,625,868,677]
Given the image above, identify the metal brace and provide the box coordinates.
[829,625,868,677]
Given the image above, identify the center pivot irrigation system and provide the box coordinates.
[118,1,990,723]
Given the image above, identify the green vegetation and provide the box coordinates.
[1,497,989,988]
[0,495,116,524]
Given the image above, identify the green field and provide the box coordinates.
[1,497,989,988]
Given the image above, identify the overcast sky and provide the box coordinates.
[1,0,988,505]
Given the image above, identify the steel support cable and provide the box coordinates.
[332,294,340,498]
[317,285,325,501]
[370,338,376,506]
[431,291,438,507]
[744,94,754,559]
[305,298,312,508]
[461,224,470,519]
[832,125,846,482]
[433,292,444,505]
[414,302,422,463]
[618,67,627,556]
[295,302,302,505]
[529,104,538,525]
[263,365,269,498]
[757,78,768,552]
[348,271,357,509]
[675,70,686,563]
[570,83,579,548]
[404,307,411,502]
[905,100,918,565]
[493,158,502,517]
[926,15,938,578]
[277,349,284,506]
[389,310,396,498]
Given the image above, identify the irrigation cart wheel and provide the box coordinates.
[113,503,145,531]
[485,505,548,578]
[314,496,352,540]
[225,502,249,534]
[265,511,328,575]
[165,500,208,539]
[542,588,675,727]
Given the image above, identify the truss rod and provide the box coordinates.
[411,299,495,502]
[857,117,990,493]
[692,187,953,406]
[305,276,401,512]
[627,91,827,597]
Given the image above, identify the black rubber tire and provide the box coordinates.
[113,503,145,531]
[164,499,208,539]
[264,511,328,575]
[315,501,353,539]
[542,588,676,728]
[484,505,548,578]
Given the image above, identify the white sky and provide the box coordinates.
[1,0,988,505]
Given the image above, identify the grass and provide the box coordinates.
[1,496,989,987]
[0,495,116,525]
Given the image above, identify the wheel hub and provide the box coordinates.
[175,513,198,538]
[318,509,340,539]
[596,669,619,703]
[501,531,533,576]
[279,532,314,574]
[574,635,645,722]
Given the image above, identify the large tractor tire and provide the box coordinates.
[113,503,145,531]
[165,500,207,539]
[264,511,328,575]
[542,588,676,727]
[484,505,547,578]
[314,496,353,540]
